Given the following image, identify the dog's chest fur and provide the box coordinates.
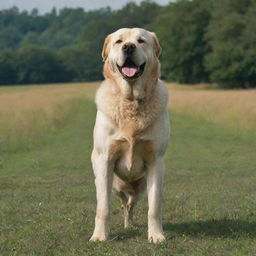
[96,81,167,136]
[96,81,168,181]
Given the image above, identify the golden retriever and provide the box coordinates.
[90,28,169,243]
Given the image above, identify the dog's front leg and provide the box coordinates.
[90,152,113,241]
[147,157,166,243]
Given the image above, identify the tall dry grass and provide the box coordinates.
[0,82,98,146]
[167,83,256,131]
[0,81,255,148]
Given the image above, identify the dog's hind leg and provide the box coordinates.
[115,190,128,206]
[124,194,137,228]
[113,176,146,228]
[124,177,147,228]
[115,190,135,228]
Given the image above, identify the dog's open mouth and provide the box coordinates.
[117,59,146,79]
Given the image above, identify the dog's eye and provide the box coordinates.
[115,39,123,44]
[138,38,145,44]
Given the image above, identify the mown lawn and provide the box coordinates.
[1,88,256,255]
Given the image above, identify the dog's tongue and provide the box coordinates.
[122,67,137,77]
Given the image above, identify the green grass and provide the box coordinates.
[1,98,256,256]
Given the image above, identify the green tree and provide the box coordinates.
[39,8,88,49]
[152,0,211,83]
[111,1,161,29]
[0,26,22,49]
[0,49,17,85]
[59,42,103,81]
[205,0,256,88]
[16,45,73,84]
[20,32,41,46]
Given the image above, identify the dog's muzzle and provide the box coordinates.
[117,58,146,80]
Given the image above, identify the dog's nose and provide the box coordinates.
[122,43,136,56]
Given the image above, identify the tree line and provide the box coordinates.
[0,0,255,88]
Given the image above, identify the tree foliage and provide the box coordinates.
[16,45,73,84]
[152,0,211,83]
[0,0,255,88]
[0,49,17,84]
[204,0,256,88]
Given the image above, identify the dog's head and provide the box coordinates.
[102,28,161,81]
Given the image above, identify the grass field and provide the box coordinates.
[1,82,256,255]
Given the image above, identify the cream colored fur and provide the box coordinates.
[90,28,170,243]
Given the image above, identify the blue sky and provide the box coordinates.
[1,0,171,14]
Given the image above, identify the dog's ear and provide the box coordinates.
[150,32,162,58]
[102,34,112,62]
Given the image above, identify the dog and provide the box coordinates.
[89,28,170,243]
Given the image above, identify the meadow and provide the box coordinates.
[1,82,256,255]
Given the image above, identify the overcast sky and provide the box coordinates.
[1,0,171,14]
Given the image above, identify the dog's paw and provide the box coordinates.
[89,234,108,242]
[148,233,166,243]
